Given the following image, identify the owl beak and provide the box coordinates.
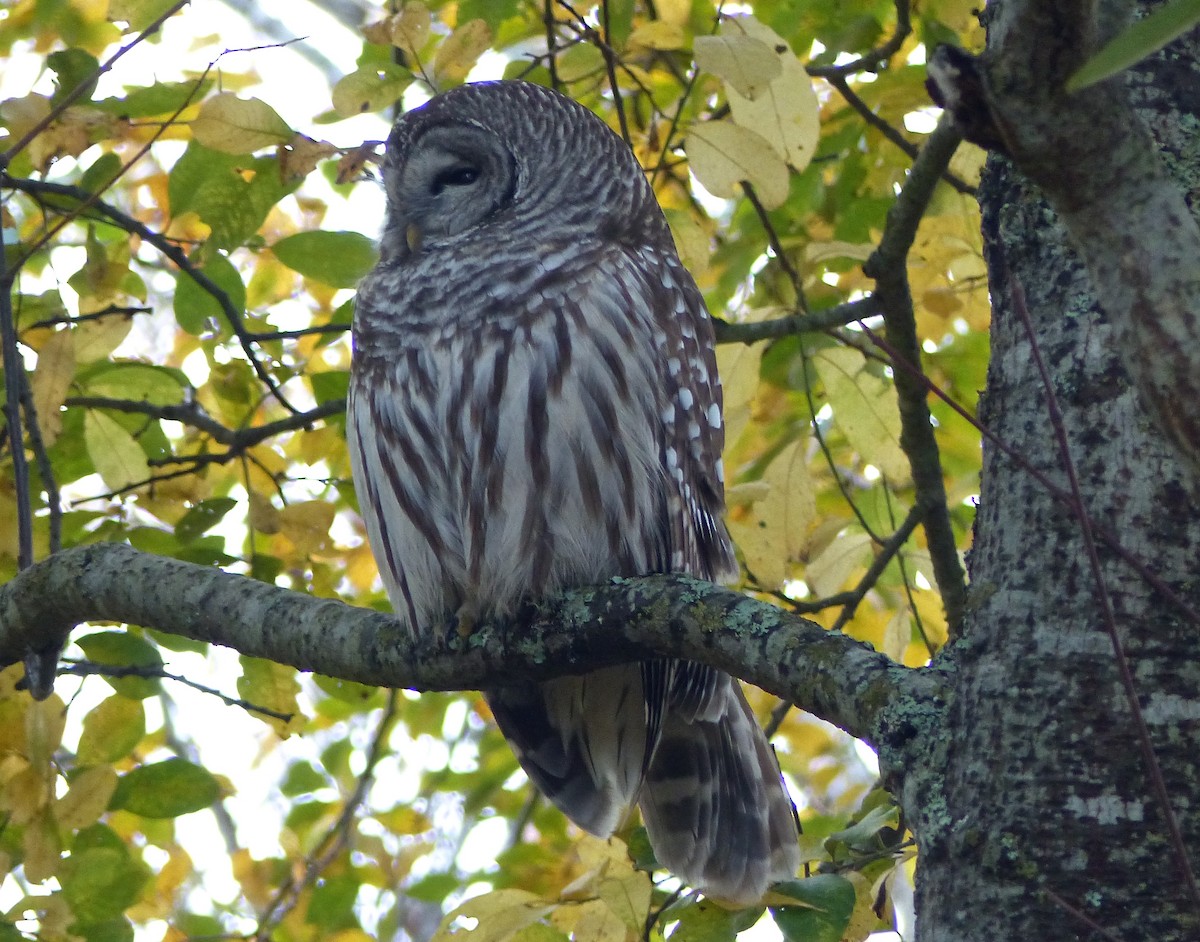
[405,223,423,253]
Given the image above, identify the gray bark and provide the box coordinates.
[903,2,1200,938]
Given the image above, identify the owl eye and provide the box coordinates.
[430,165,480,195]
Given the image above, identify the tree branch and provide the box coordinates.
[0,543,939,749]
[864,115,969,635]
[712,297,880,345]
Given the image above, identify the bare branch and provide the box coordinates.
[64,396,343,449]
[863,114,969,634]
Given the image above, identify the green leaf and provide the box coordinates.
[174,496,238,543]
[110,758,221,818]
[108,0,185,31]
[70,920,134,942]
[94,79,212,118]
[312,674,383,707]
[47,48,100,105]
[771,874,856,942]
[173,250,246,335]
[76,631,163,699]
[77,695,145,764]
[79,152,122,193]
[666,898,759,942]
[168,142,296,251]
[1068,0,1200,91]
[280,761,328,797]
[190,93,293,154]
[80,363,186,406]
[83,411,150,492]
[271,231,378,287]
[310,369,349,405]
[60,847,149,922]
[306,872,360,930]
[238,656,300,735]
[405,871,461,904]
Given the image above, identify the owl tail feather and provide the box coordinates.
[489,667,799,906]
[486,665,652,837]
[638,675,800,905]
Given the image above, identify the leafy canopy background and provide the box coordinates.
[0,1,986,940]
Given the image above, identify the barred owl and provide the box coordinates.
[347,81,799,903]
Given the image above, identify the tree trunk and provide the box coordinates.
[906,6,1200,939]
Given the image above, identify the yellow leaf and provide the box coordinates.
[727,439,814,588]
[664,208,712,280]
[550,899,626,942]
[721,16,820,172]
[84,410,150,491]
[433,19,492,85]
[278,134,338,183]
[73,314,133,362]
[715,339,767,451]
[30,329,75,446]
[431,889,554,942]
[881,608,910,663]
[627,21,685,50]
[54,765,118,830]
[277,500,335,556]
[5,765,49,825]
[686,121,788,208]
[25,695,65,769]
[654,0,692,26]
[191,93,293,154]
[695,31,782,98]
[0,94,52,145]
[805,530,872,597]
[345,542,381,593]
[569,838,650,933]
[332,67,410,117]
[248,490,282,535]
[804,241,875,265]
[22,808,61,883]
[383,1,431,60]
[814,346,909,483]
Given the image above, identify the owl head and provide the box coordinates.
[377,81,665,261]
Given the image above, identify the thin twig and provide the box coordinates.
[0,0,192,164]
[544,0,561,90]
[599,0,631,146]
[254,691,400,939]
[741,183,808,314]
[806,0,912,80]
[60,660,294,723]
[18,370,61,554]
[1042,887,1124,942]
[823,73,976,197]
[830,503,924,633]
[64,395,342,447]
